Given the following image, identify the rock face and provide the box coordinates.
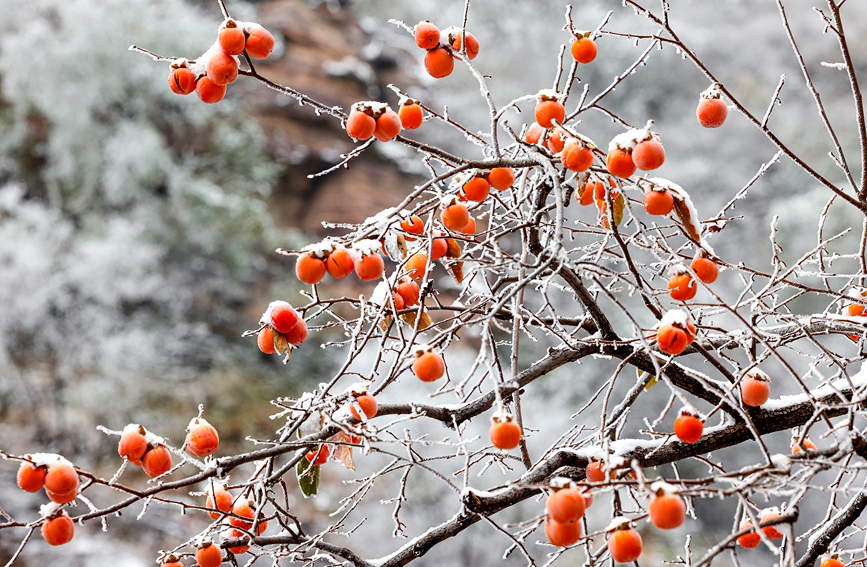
[248,0,421,235]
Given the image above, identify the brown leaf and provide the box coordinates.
[402,311,433,330]
[382,231,407,261]
[444,260,464,283]
[445,238,461,258]
[328,431,355,471]
[673,197,701,243]
[274,332,290,355]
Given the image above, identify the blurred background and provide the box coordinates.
[2,0,866,565]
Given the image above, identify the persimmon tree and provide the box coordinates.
[4,0,867,566]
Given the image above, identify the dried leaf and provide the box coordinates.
[638,369,658,390]
[673,196,701,243]
[597,192,624,229]
[401,311,432,330]
[444,260,464,284]
[273,332,290,355]
[445,238,461,258]
[379,315,391,332]
[296,457,319,497]
[328,431,355,471]
[383,231,407,261]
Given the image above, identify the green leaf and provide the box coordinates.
[296,457,319,497]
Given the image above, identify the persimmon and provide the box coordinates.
[206,485,234,520]
[643,190,674,216]
[323,246,353,279]
[17,461,46,492]
[606,148,636,178]
[656,312,697,356]
[792,436,817,454]
[167,66,196,95]
[462,216,476,235]
[673,413,703,443]
[535,100,566,128]
[296,253,327,285]
[413,351,445,382]
[399,101,424,129]
[846,303,866,317]
[185,418,219,457]
[400,216,425,240]
[270,302,299,334]
[257,327,277,354]
[760,510,784,539]
[230,500,256,530]
[545,519,581,547]
[546,127,566,153]
[571,36,597,64]
[414,21,440,50]
[162,560,183,567]
[219,23,246,56]
[697,96,728,129]
[397,279,421,307]
[821,557,845,567]
[668,274,697,301]
[428,235,448,259]
[462,176,490,202]
[374,109,402,142]
[42,512,74,546]
[632,138,665,170]
[142,444,172,478]
[451,31,480,60]
[350,393,378,420]
[488,167,515,190]
[608,526,642,563]
[405,252,429,281]
[577,181,600,206]
[737,522,761,548]
[306,445,330,465]
[741,374,770,407]
[346,108,376,140]
[245,26,275,59]
[561,139,594,172]
[196,77,227,104]
[648,493,686,529]
[490,417,521,450]
[354,252,385,281]
[525,122,545,145]
[228,529,250,554]
[586,460,613,482]
[691,257,719,284]
[546,488,586,524]
[207,53,238,86]
[195,542,223,567]
[118,426,149,465]
[44,463,79,499]
[441,202,469,231]
[424,47,454,79]
[580,487,594,508]
[286,317,308,346]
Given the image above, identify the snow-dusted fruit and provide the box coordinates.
[571,36,597,64]
[306,445,330,465]
[399,101,424,129]
[17,462,46,492]
[668,273,697,302]
[606,148,636,178]
[741,374,770,407]
[245,26,275,59]
[632,137,665,171]
[195,542,223,567]
[286,318,308,346]
[691,257,719,284]
[405,253,429,282]
[608,525,642,563]
[697,97,728,128]
[44,463,79,504]
[296,253,327,285]
[270,302,299,334]
[42,512,75,546]
[346,109,377,140]
[561,139,594,172]
[185,418,219,457]
[489,416,521,450]
[462,176,490,202]
[168,66,196,95]
[118,426,149,464]
[656,312,697,356]
[673,413,703,443]
[413,351,445,382]
[326,247,355,279]
[397,279,421,306]
[441,202,469,231]
[354,251,384,281]
[374,110,402,142]
[414,22,440,50]
[425,47,454,78]
[643,190,674,216]
[257,327,277,354]
[545,519,581,547]
[535,100,565,128]
[546,488,586,524]
[488,167,515,190]
[737,522,761,548]
[207,53,238,86]
[219,24,246,56]
[196,77,226,104]
[142,444,172,478]
[648,493,686,529]
[349,393,378,420]
[451,31,480,60]
[206,485,234,520]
